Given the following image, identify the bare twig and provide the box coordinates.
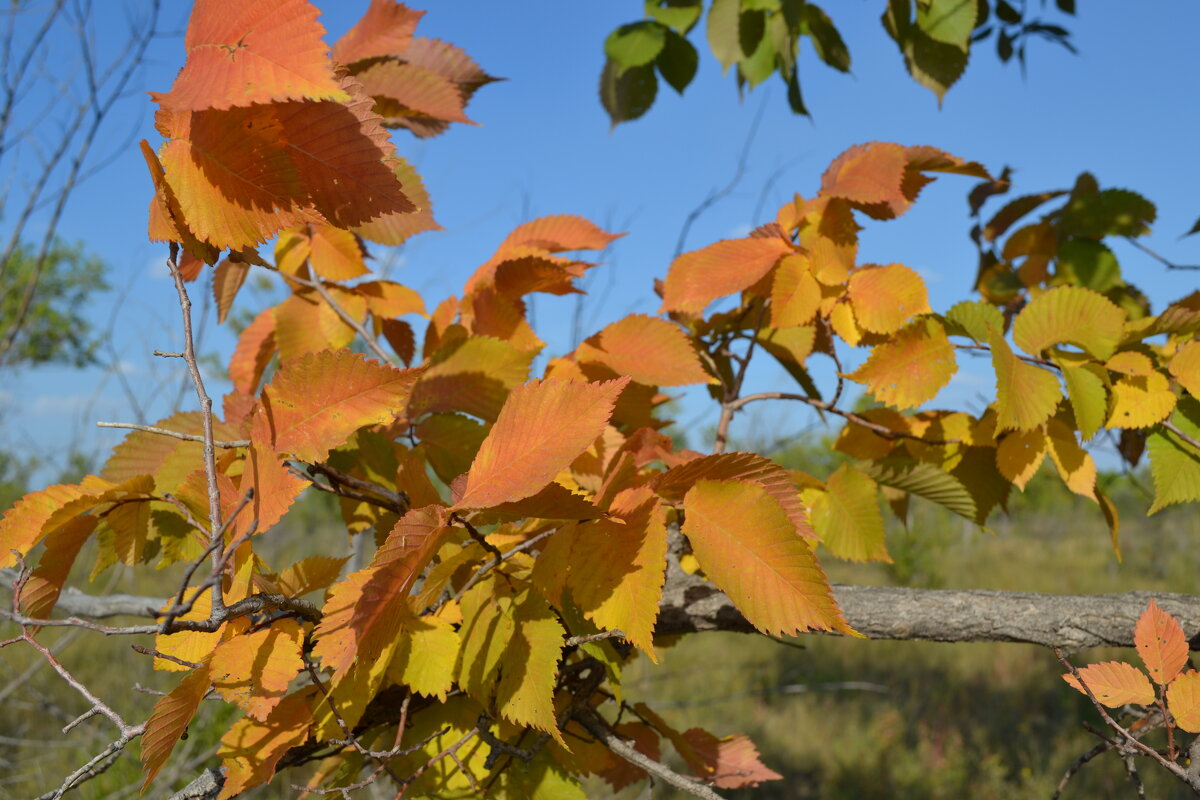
[95,421,249,448]
[276,268,394,363]
[1125,236,1200,271]
[574,710,726,800]
[565,629,627,647]
[725,392,956,445]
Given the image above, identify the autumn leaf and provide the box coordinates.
[660,236,793,315]
[387,616,460,700]
[576,314,710,386]
[652,451,816,539]
[496,595,566,743]
[332,0,422,65]
[1167,671,1200,733]
[313,505,453,682]
[682,480,852,637]
[991,335,1062,431]
[218,687,316,799]
[1011,286,1125,360]
[995,427,1048,491]
[847,317,956,409]
[1108,371,1176,429]
[770,254,821,328]
[1169,339,1200,398]
[1062,661,1155,707]
[211,619,304,720]
[353,157,441,245]
[1133,599,1188,685]
[1045,418,1098,499]
[237,410,308,538]
[356,61,474,126]
[213,257,250,324]
[410,335,535,421]
[141,661,213,790]
[453,377,628,510]
[679,729,784,789]
[19,516,98,622]
[847,263,930,334]
[276,223,368,281]
[262,349,422,462]
[807,464,889,562]
[155,591,220,672]
[229,308,277,395]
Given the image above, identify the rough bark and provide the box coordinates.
[6,566,1199,651]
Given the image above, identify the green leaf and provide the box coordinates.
[1055,238,1123,293]
[1057,359,1110,441]
[1147,397,1200,514]
[785,65,808,114]
[656,28,699,93]
[951,446,1012,524]
[860,458,978,522]
[738,8,767,57]
[882,0,970,104]
[600,60,659,126]
[917,0,978,49]
[803,4,851,72]
[738,13,779,87]
[706,0,742,70]
[605,21,668,70]
[645,0,703,34]
[1059,188,1156,238]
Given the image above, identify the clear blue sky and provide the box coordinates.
[5,1,1200,480]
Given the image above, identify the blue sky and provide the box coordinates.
[5,1,1200,479]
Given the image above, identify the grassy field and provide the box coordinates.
[3,469,1198,799]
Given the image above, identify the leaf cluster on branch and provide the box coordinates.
[2,1,1200,798]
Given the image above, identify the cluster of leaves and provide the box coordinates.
[2,1,1199,798]
[1061,600,1200,779]
[601,0,1078,124]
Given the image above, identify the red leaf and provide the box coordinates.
[453,377,629,510]
[1134,599,1188,685]
[153,0,348,112]
[262,349,422,462]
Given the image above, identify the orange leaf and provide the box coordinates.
[1134,599,1188,686]
[237,410,308,537]
[153,0,348,111]
[652,452,816,540]
[1167,671,1200,733]
[262,349,422,462]
[495,214,622,256]
[847,264,930,334]
[141,661,212,790]
[213,257,250,324]
[576,314,710,386]
[410,334,534,421]
[276,555,349,598]
[313,506,452,682]
[218,687,316,799]
[358,280,426,318]
[332,0,422,65]
[19,516,98,622]
[453,377,629,510]
[272,291,358,362]
[1062,661,1155,707]
[0,475,137,569]
[679,729,784,789]
[356,61,474,125]
[103,410,243,494]
[1169,339,1200,398]
[211,619,305,720]
[1046,418,1097,499]
[820,142,909,215]
[660,237,793,315]
[229,308,276,395]
[353,156,441,245]
[682,480,851,637]
[847,317,956,410]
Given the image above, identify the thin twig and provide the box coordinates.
[95,421,248,448]
[726,392,956,445]
[447,529,557,605]
[565,629,626,647]
[574,710,726,800]
[1125,237,1200,271]
[277,269,394,363]
[1162,420,1200,453]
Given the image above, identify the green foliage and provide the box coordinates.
[0,239,107,367]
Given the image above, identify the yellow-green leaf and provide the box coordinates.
[808,464,889,562]
[1147,397,1200,513]
[991,336,1061,431]
[1108,371,1176,429]
[1012,286,1125,359]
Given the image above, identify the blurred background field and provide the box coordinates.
[3,434,1198,799]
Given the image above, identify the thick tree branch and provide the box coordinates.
[8,563,1198,651]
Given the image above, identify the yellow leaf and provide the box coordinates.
[771,254,821,328]
[1106,350,1155,376]
[496,593,565,744]
[1167,671,1200,733]
[1046,419,1097,499]
[827,302,864,346]
[1108,371,1176,429]
[1169,339,1200,397]
[995,427,1047,491]
[847,263,930,334]
[155,591,219,672]
[991,335,1061,431]
[387,616,460,700]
